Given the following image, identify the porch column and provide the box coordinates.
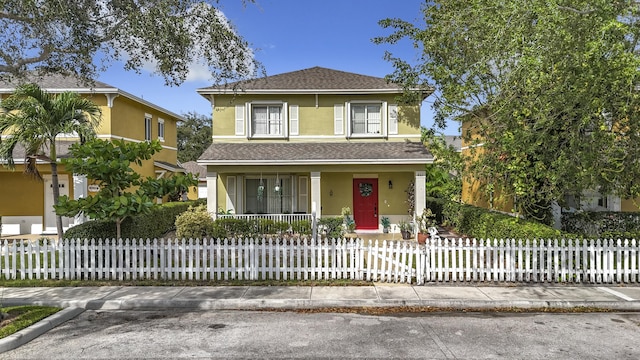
[414,170,426,218]
[207,170,218,220]
[311,171,321,218]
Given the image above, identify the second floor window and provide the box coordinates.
[252,105,283,137]
[351,104,381,135]
[158,118,165,142]
[144,115,152,141]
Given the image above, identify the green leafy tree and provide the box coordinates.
[422,128,462,201]
[55,139,166,240]
[140,173,198,202]
[377,1,640,222]
[0,0,261,85]
[0,83,101,238]
[177,111,212,163]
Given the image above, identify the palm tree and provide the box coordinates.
[0,83,101,239]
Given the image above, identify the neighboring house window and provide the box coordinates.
[158,118,165,142]
[251,104,284,137]
[347,101,386,137]
[144,114,152,141]
[245,177,292,214]
[597,196,608,209]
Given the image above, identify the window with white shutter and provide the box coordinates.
[388,104,398,135]
[334,104,344,135]
[289,105,299,136]
[226,176,236,213]
[235,105,244,136]
[298,176,308,213]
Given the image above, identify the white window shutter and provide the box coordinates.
[235,105,245,136]
[226,176,236,214]
[334,104,344,135]
[388,104,398,135]
[290,105,299,136]
[282,102,288,137]
[298,176,308,213]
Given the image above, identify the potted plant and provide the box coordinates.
[381,216,391,233]
[416,208,437,244]
[399,220,412,240]
[341,206,356,233]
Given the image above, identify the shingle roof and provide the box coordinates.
[2,140,76,164]
[444,136,462,151]
[182,161,207,180]
[198,67,403,92]
[198,141,432,165]
[0,72,184,120]
[0,73,114,91]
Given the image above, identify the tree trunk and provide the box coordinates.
[50,161,65,240]
[116,218,122,241]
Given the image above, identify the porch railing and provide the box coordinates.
[217,213,314,235]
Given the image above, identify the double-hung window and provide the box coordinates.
[251,104,284,137]
[144,114,152,141]
[351,104,381,135]
[346,101,386,137]
[157,118,165,142]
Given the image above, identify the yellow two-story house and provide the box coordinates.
[0,74,184,235]
[196,67,432,232]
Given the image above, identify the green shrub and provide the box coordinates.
[442,201,567,239]
[426,197,446,224]
[318,217,344,239]
[64,219,117,240]
[562,211,640,239]
[64,199,205,240]
[175,204,217,239]
[214,218,255,236]
[292,220,312,235]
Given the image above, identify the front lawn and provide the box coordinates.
[0,305,61,339]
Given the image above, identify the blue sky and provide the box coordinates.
[97,0,459,135]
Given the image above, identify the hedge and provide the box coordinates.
[562,211,640,239]
[64,199,206,240]
[442,201,568,240]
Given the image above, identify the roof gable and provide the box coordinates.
[198,66,402,93]
[0,73,184,120]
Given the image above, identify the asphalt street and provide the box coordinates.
[3,309,640,359]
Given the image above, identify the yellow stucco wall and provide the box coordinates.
[211,93,421,140]
[0,165,73,217]
[621,198,640,212]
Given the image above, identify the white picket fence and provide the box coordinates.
[1,238,639,284]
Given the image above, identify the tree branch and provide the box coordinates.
[0,11,34,23]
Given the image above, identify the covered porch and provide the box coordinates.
[198,142,433,233]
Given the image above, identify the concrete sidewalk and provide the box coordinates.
[3,284,640,311]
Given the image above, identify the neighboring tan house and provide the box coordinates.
[459,119,629,228]
[182,161,207,199]
[196,67,433,232]
[0,74,184,236]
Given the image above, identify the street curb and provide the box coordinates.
[0,307,85,354]
[3,298,640,311]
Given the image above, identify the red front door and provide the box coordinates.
[353,178,378,230]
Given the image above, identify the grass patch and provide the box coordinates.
[0,305,61,339]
